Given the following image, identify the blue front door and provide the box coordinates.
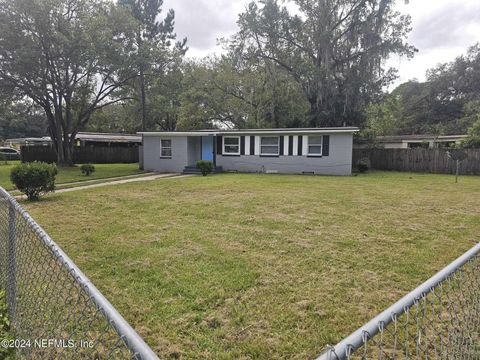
[201,136,214,161]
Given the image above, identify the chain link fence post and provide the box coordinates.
[0,188,159,359]
[316,242,480,360]
[7,202,16,320]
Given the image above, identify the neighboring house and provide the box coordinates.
[354,134,467,149]
[139,127,359,176]
[6,132,141,149]
[4,137,51,148]
[74,132,141,148]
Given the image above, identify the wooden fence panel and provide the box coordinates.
[353,148,480,175]
[21,146,139,164]
[20,146,57,163]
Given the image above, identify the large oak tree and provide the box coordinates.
[0,0,137,165]
[232,0,416,127]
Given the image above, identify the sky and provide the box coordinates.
[163,0,480,88]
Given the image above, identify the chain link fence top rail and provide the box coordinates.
[0,187,159,359]
[316,242,480,360]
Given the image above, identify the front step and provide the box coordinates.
[182,165,223,174]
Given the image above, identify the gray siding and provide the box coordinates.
[216,134,353,175]
[142,133,354,175]
[142,136,188,173]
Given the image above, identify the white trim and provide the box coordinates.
[254,136,260,155]
[260,136,280,156]
[283,136,289,155]
[222,136,240,155]
[141,131,217,137]
[302,135,308,156]
[138,127,359,137]
[307,135,323,156]
[292,136,298,156]
[160,138,172,158]
[245,136,251,155]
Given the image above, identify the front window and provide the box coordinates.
[260,136,279,155]
[223,136,240,155]
[160,139,172,158]
[308,136,323,156]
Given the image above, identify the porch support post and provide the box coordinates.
[7,203,17,321]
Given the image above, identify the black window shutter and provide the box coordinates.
[279,136,284,155]
[216,136,222,155]
[323,135,330,156]
[297,136,303,156]
[250,136,255,155]
[288,136,293,155]
[240,136,245,155]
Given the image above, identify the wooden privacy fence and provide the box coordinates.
[353,148,480,175]
[21,145,139,164]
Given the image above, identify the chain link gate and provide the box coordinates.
[317,242,480,360]
[0,188,159,359]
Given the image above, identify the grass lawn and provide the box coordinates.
[23,172,480,359]
[0,161,144,190]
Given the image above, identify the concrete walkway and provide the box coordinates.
[56,172,156,188]
[14,173,195,199]
[55,173,194,193]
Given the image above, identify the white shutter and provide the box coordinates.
[254,136,260,155]
[283,136,289,155]
[292,136,298,156]
[245,136,250,155]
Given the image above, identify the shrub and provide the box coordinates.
[357,159,369,173]
[196,160,213,176]
[0,290,14,359]
[459,136,480,149]
[80,164,95,176]
[10,162,58,200]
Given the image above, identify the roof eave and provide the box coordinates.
[138,128,360,137]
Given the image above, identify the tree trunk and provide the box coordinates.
[140,66,147,131]
[308,98,321,127]
[53,126,74,166]
[55,120,66,165]
[64,137,74,166]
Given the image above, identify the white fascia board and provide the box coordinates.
[138,132,216,137]
[138,127,360,137]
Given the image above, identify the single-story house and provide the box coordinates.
[139,127,359,175]
[354,134,467,149]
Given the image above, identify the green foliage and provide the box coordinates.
[460,138,480,149]
[365,97,401,136]
[0,290,14,359]
[460,116,480,148]
[179,58,309,129]
[0,100,47,139]
[356,159,369,173]
[118,0,186,131]
[149,57,185,131]
[363,44,480,137]
[230,0,415,127]
[196,160,213,176]
[85,103,140,133]
[0,0,139,164]
[10,162,58,200]
[80,164,96,176]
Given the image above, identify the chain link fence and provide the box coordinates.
[0,188,159,359]
[317,242,480,360]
